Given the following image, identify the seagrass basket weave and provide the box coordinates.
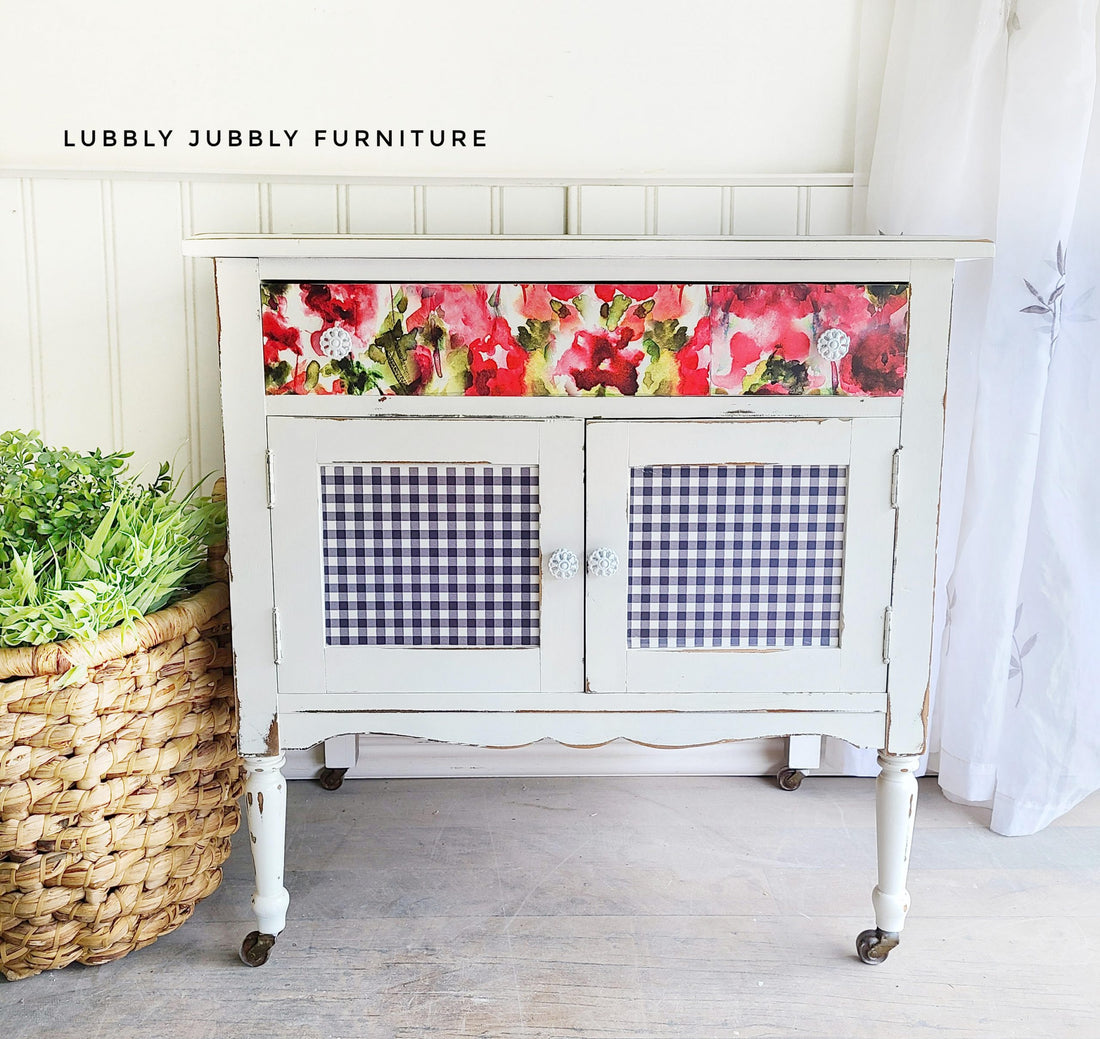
[0,581,242,980]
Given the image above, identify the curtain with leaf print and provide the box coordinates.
[854,0,1100,834]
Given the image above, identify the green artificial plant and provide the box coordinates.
[0,430,226,648]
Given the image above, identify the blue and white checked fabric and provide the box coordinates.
[320,464,540,646]
[627,464,848,648]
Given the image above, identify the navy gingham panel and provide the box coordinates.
[321,465,540,647]
[627,464,848,649]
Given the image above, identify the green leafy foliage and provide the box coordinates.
[866,283,908,308]
[367,302,420,393]
[600,293,631,330]
[260,283,288,310]
[0,430,226,648]
[304,360,321,391]
[516,319,553,354]
[648,319,689,355]
[640,350,677,395]
[265,361,292,389]
[742,354,811,395]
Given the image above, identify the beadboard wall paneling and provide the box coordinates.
[1,173,857,778]
[807,185,856,236]
[347,185,417,234]
[423,185,495,235]
[2,175,857,479]
[187,181,265,480]
[576,185,650,235]
[267,183,342,235]
[111,180,196,481]
[0,178,36,432]
[656,186,727,236]
[188,181,264,236]
[732,185,802,236]
[501,186,568,235]
[30,179,117,453]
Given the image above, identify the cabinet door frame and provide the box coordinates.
[584,418,898,694]
[268,416,585,697]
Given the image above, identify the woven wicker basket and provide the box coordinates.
[0,582,242,981]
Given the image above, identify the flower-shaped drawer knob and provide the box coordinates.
[318,326,355,360]
[587,547,620,578]
[817,327,851,362]
[547,548,580,580]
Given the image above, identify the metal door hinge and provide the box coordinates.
[890,449,901,508]
[882,606,894,663]
[265,449,275,509]
[272,607,282,664]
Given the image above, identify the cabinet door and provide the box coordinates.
[268,417,584,696]
[584,419,897,694]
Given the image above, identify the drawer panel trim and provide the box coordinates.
[261,281,909,399]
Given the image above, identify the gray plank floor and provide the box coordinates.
[3,775,1098,1038]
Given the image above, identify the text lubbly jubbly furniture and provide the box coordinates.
[183,234,991,966]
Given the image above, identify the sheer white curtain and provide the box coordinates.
[857,0,1100,834]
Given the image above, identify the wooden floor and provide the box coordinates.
[3,775,1099,1038]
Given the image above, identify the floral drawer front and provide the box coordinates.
[261,282,909,397]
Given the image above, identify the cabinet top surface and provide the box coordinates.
[182,234,994,261]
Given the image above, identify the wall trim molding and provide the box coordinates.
[0,169,859,187]
[1,168,869,781]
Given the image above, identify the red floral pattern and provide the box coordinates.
[467,317,529,396]
[556,328,646,396]
[593,284,660,303]
[262,307,301,365]
[261,282,908,397]
[404,283,495,342]
[838,328,907,395]
[711,282,909,397]
[546,285,585,301]
[676,316,712,396]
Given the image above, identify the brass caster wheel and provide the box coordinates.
[776,767,805,791]
[240,931,277,967]
[319,767,348,791]
[856,927,899,964]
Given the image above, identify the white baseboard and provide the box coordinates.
[282,734,923,782]
[284,734,791,780]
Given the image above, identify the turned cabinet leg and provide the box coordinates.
[240,752,290,967]
[857,750,920,964]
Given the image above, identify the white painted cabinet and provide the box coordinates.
[269,414,895,702]
[583,418,897,696]
[269,417,584,698]
[184,234,991,967]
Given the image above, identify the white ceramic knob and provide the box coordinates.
[547,548,580,580]
[817,327,851,362]
[587,547,619,577]
[318,326,355,360]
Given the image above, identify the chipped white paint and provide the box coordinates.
[872,751,921,934]
[243,753,290,939]
[2,177,869,469]
[198,234,984,958]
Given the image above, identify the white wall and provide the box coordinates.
[0,0,894,777]
[3,0,886,180]
[1,0,894,480]
[0,176,870,482]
